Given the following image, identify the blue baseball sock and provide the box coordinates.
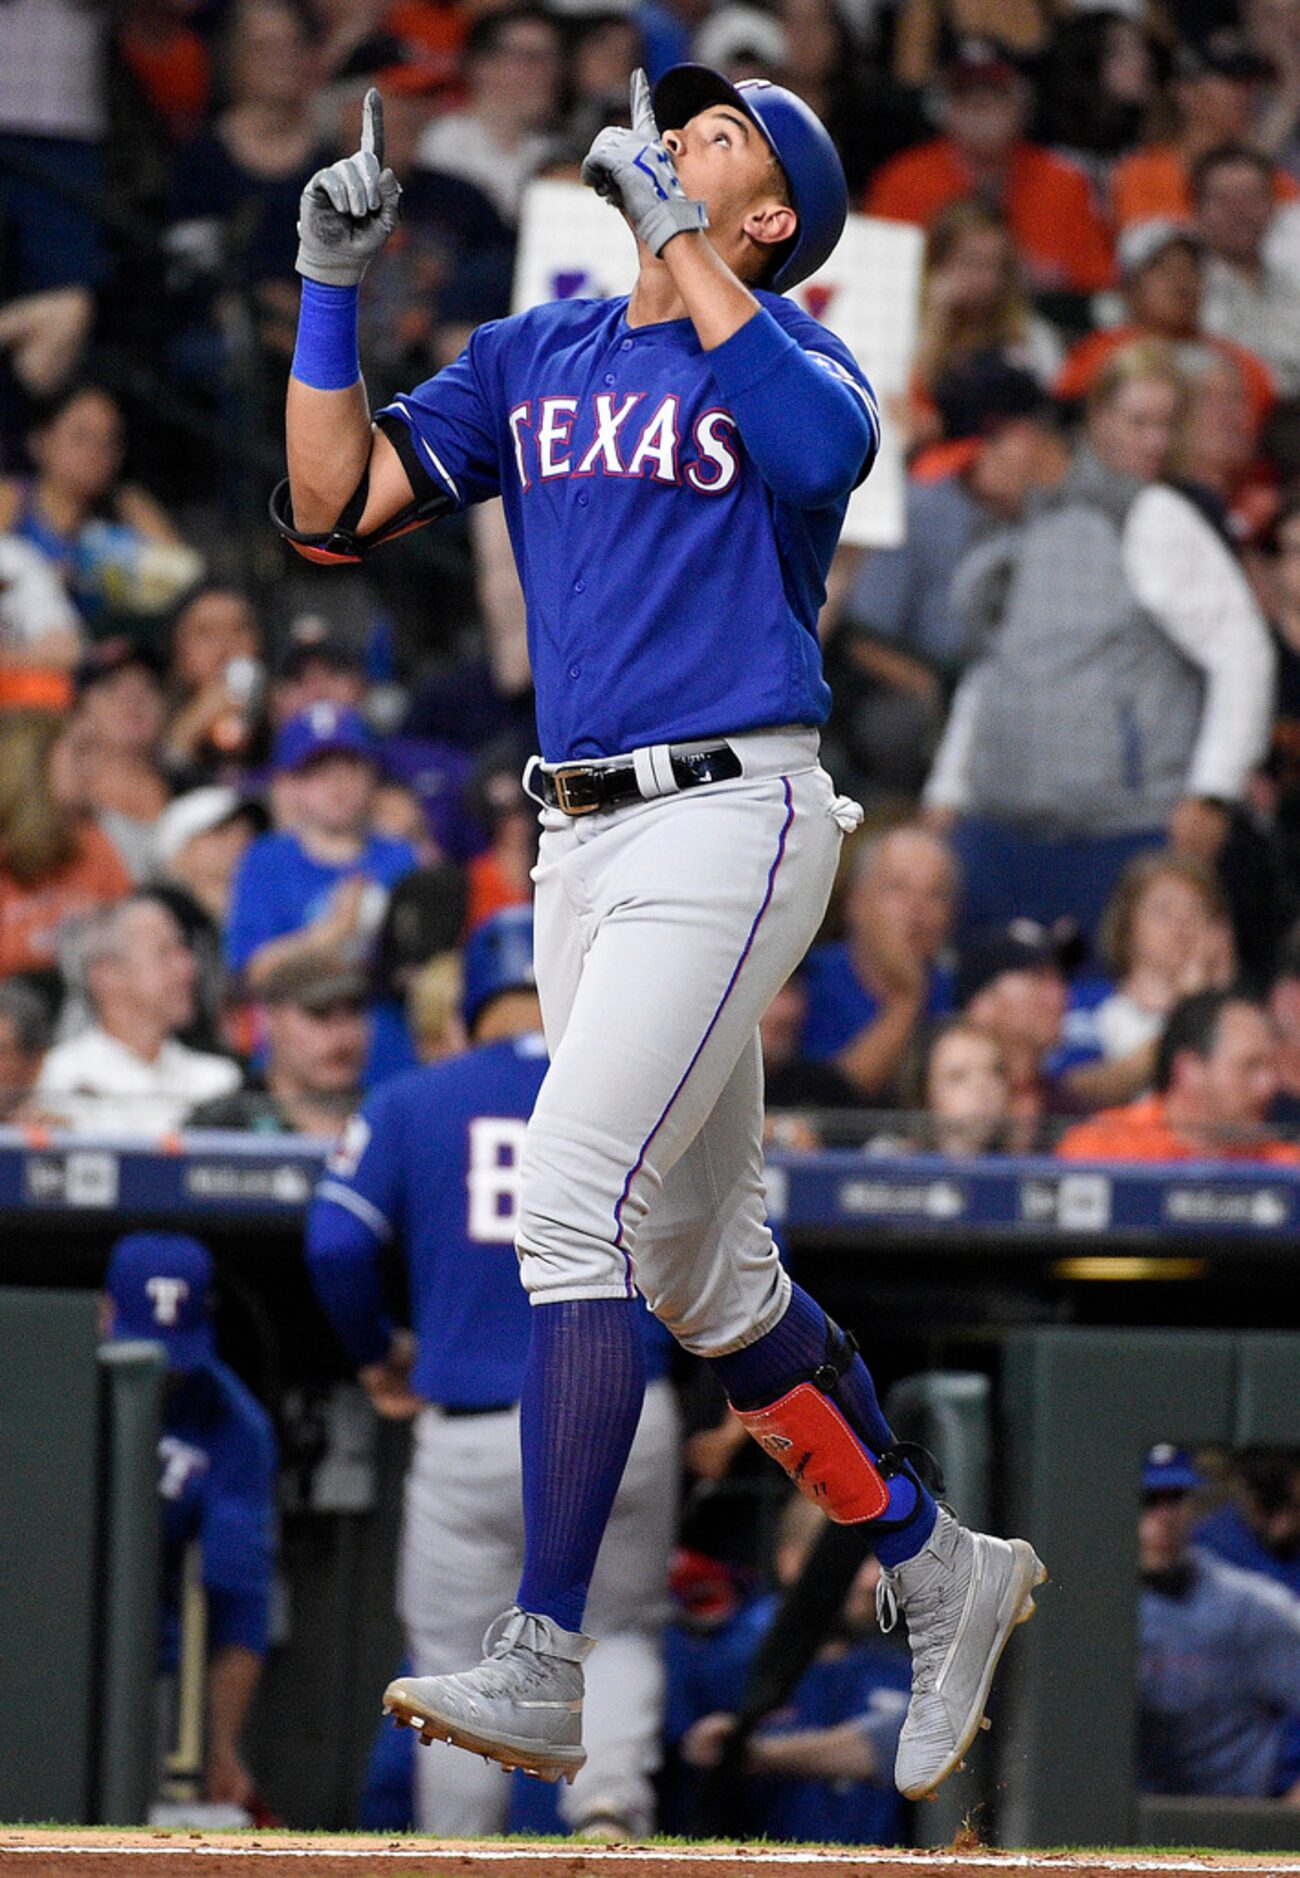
[516,1298,645,1634]
[709,1283,937,1567]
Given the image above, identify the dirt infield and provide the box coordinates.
[3,1835,1300,1878]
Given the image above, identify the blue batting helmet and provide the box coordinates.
[462,906,537,1032]
[652,65,848,292]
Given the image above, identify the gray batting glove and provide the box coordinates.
[297,89,402,286]
[580,68,708,256]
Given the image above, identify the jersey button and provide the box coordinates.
[620,339,634,351]
[603,373,616,386]
[573,578,586,593]
[577,492,589,507]
[568,663,581,679]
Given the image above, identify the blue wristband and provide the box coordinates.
[292,280,361,391]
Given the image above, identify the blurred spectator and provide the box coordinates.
[0,976,52,1120]
[268,625,366,728]
[0,0,108,394]
[801,825,958,1099]
[0,384,199,627]
[691,5,788,82]
[956,920,1072,1145]
[189,955,368,1136]
[413,7,563,229]
[1112,33,1299,230]
[1174,347,1267,537]
[168,0,333,372]
[896,1014,1010,1154]
[1196,144,1300,394]
[671,1494,909,1844]
[834,356,1063,795]
[115,0,212,146]
[1138,1442,1300,1801]
[0,711,131,980]
[1197,1447,1300,1599]
[1056,988,1300,1161]
[39,893,241,1134]
[102,1232,277,1819]
[0,531,84,706]
[466,751,535,932]
[406,949,468,1064]
[369,861,470,1080]
[865,40,1115,295]
[908,201,1063,448]
[225,704,417,992]
[153,787,266,928]
[768,0,888,198]
[1266,925,1300,1128]
[925,345,1274,942]
[891,0,1056,91]
[163,586,266,785]
[61,641,171,880]
[1093,852,1235,1062]
[1055,223,1277,437]
[1035,11,1161,191]
[760,974,858,1132]
[1253,494,1300,878]
[565,12,646,154]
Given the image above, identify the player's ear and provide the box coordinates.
[743,200,798,254]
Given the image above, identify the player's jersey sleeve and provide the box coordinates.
[375,322,504,513]
[306,1089,406,1369]
[704,303,880,507]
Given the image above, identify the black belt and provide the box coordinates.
[440,1401,517,1418]
[538,742,742,816]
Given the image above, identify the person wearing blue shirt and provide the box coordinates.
[103,1232,277,1820]
[306,909,679,1841]
[669,1494,910,1843]
[1139,1445,1300,1801]
[1196,1449,1300,1602]
[801,825,958,1097]
[224,703,417,993]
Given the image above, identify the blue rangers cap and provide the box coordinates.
[272,702,380,776]
[652,64,848,291]
[1143,1444,1204,1495]
[106,1232,216,1371]
[463,905,536,1032]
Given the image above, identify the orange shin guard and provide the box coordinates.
[732,1382,891,1524]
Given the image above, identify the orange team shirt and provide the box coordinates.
[1056,1093,1300,1164]
[1111,143,1300,230]
[1055,325,1278,431]
[466,850,530,935]
[0,823,131,978]
[866,139,1116,292]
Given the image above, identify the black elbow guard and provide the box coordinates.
[270,422,455,563]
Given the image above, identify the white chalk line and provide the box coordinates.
[2,1849,1299,1869]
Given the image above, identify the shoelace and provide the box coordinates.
[875,1563,949,1696]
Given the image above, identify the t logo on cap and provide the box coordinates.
[146,1275,191,1327]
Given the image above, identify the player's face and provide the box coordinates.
[1139,1491,1196,1574]
[661,107,794,274]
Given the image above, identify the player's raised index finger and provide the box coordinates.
[361,87,385,166]
[630,68,657,139]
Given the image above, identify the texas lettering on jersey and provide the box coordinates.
[508,394,740,494]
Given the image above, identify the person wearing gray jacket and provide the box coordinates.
[924,342,1275,942]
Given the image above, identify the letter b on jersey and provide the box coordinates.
[467,1117,528,1243]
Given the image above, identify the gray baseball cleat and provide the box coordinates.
[382,1606,594,1783]
[877,1507,1047,1799]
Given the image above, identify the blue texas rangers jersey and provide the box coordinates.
[306,1033,671,1407]
[157,1358,277,1671]
[378,296,879,761]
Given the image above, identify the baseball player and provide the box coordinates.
[305,909,678,1838]
[103,1232,277,1818]
[279,66,1045,1802]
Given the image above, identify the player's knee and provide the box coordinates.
[515,1185,631,1299]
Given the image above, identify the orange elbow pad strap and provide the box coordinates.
[732,1383,891,1524]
